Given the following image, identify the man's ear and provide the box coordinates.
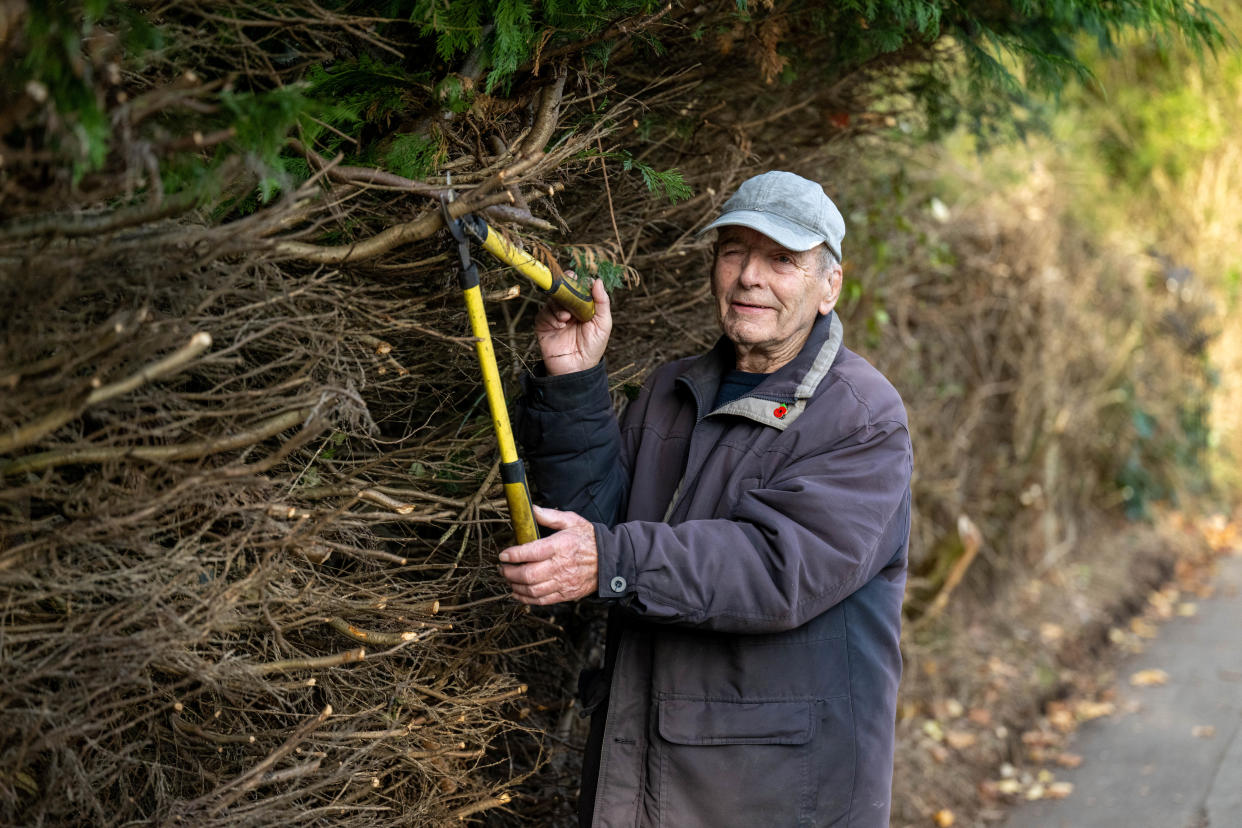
[818,263,843,315]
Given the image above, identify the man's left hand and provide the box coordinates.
[499,505,598,605]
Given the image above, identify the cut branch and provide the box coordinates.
[273,190,516,264]
[316,721,425,740]
[204,705,332,816]
[519,68,568,156]
[251,648,366,676]
[0,331,213,455]
[172,713,258,746]
[0,187,202,241]
[407,747,485,761]
[327,617,441,646]
[0,407,312,476]
[471,685,527,705]
[451,792,512,821]
[917,515,984,626]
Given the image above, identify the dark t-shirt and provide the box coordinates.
[713,369,769,409]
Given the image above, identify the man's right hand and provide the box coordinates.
[535,275,612,375]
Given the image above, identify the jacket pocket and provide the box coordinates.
[653,696,814,827]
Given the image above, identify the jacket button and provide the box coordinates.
[609,576,627,593]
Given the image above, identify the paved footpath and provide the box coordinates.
[1004,551,1242,828]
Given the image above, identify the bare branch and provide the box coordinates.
[272,191,516,264]
[451,792,512,821]
[519,68,568,156]
[0,332,212,455]
[326,617,442,646]
[1,407,312,476]
[252,649,365,676]
[203,704,333,815]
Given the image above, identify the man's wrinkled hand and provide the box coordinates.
[534,276,612,376]
[499,505,598,605]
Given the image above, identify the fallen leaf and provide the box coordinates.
[968,707,992,726]
[923,719,945,741]
[1192,725,1216,739]
[927,742,950,763]
[996,779,1023,795]
[1046,703,1075,733]
[1075,700,1116,721]
[1047,781,1074,799]
[1201,514,1238,551]
[1130,669,1169,687]
[988,657,1020,679]
[1039,622,1064,644]
[1037,769,1055,784]
[13,770,37,796]
[1055,752,1083,768]
[1148,588,1177,618]
[932,808,955,827]
[1025,783,1046,800]
[1177,602,1198,617]
[1110,626,1146,654]
[945,729,977,750]
[931,698,964,719]
[1130,617,1159,639]
[1021,729,1060,748]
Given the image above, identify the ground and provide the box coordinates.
[891,510,1240,827]
[1003,549,1242,827]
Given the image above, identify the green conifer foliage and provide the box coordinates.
[1,1,1226,210]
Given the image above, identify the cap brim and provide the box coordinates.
[701,210,828,254]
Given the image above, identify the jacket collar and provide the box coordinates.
[675,311,844,431]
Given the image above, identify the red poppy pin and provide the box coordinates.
[773,405,788,419]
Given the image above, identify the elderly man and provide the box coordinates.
[502,171,912,827]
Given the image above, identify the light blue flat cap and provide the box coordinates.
[701,170,845,260]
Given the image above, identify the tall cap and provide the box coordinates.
[701,170,845,260]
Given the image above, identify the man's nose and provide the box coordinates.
[737,252,764,287]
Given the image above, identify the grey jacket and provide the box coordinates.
[517,311,912,827]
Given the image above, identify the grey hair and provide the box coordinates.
[816,244,840,273]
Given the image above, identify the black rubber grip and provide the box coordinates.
[500,460,526,485]
[546,277,595,322]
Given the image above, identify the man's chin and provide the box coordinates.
[721,323,771,348]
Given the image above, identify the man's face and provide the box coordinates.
[711,226,842,372]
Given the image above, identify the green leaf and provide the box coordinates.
[383,133,444,179]
[638,164,693,203]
